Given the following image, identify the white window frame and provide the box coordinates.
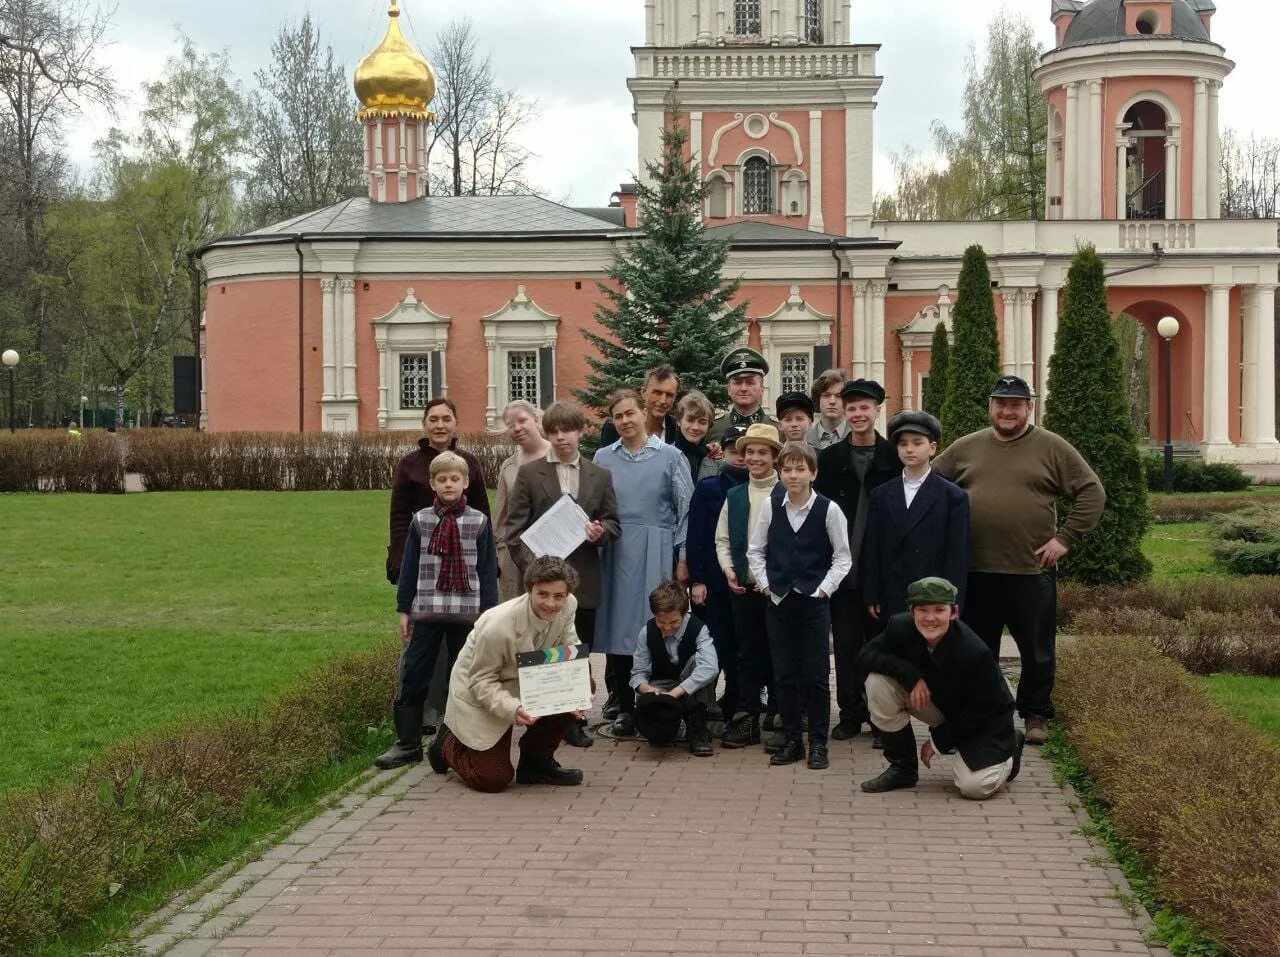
[371,289,451,431]
[506,349,541,406]
[779,352,812,395]
[398,354,434,410]
[741,152,775,216]
[755,285,832,408]
[733,0,762,36]
[482,285,560,429]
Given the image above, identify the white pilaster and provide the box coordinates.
[198,314,208,431]
[852,280,869,379]
[689,111,703,178]
[1047,133,1061,219]
[1064,83,1079,219]
[376,341,389,430]
[1087,80,1103,219]
[1018,289,1036,387]
[1000,290,1018,375]
[340,278,358,400]
[871,282,887,431]
[1116,135,1129,220]
[902,349,915,411]
[321,278,337,400]
[637,108,663,186]
[1207,81,1222,219]
[1165,125,1180,219]
[397,118,408,202]
[696,0,712,43]
[1203,284,1232,448]
[808,110,825,233]
[1247,284,1279,447]
[375,119,386,203]
[485,335,499,429]
[1193,79,1209,219]
[1038,286,1061,405]
[845,105,874,234]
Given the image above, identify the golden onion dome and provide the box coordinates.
[354,1,437,120]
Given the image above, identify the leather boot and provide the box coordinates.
[375,705,424,770]
[687,706,713,757]
[1008,730,1026,783]
[426,722,451,774]
[516,754,584,786]
[859,726,919,793]
[564,719,594,749]
[721,712,759,749]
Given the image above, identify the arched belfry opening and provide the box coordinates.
[1123,100,1170,219]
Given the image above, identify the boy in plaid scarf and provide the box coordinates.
[376,452,499,770]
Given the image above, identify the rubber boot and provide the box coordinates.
[375,705,424,770]
[859,726,919,793]
[687,706,713,757]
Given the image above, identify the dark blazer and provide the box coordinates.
[504,457,621,609]
[858,613,1016,771]
[862,471,970,618]
[814,433,902,562]
[686,465,748,597]
[387,439,490,583]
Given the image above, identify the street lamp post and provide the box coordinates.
[1157,316,1181,493]
[80,395,88,429]
[1,349,18,434]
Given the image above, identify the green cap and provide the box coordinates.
[906,577,959,606]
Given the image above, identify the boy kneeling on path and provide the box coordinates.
[630,581,719,756]
[857,577,1024,799]
[428,557,586,792]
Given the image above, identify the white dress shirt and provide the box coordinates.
[547,448,580,498]
[746,489,852,605]
[902,467,930,509]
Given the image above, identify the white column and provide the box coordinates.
[376,341,389,430]
[808,110,825,232]
[902,349,915,411]
[1018,289,1036,386]
[374,119,386,203]
[689,111,703,178]
[696,0,712,43]
[321,278,336,400]
[340,279,358,400]
[1165,126,1180,219]
[1208,81,1222,219]
[1038,286,1061,404]
[644,0,656,45]
[198,316,208,431]
[363,122,373,198]
[845,104,874,233]
[1242,287,1258,444]
[871,282,887,431]
[1193,79,1209,218]
[1047,134,1060,219]
[1247,284,1279,446]
[637,108,663,185]
[397,118,408,202]
[1064,83,1079,219]
[1087,80,1103,219]
[484,336,499,429]
[1116,136,1129,220]
[1204,284,1232,447]
[781,0,798,43]
[1000,290,1018,375]
[851,281,869,379]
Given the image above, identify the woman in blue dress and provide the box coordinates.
[594,388,694,737]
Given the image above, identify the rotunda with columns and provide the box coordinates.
[199,0,1279,462]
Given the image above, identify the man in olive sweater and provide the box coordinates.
[932,376,1104,745]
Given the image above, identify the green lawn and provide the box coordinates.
[1143,521,1222,581]
[1201,674,1280,741]
[0,492,393,793]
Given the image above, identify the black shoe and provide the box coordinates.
[687,710,713,758]
[770,739,805,765]
[426,723,451,774]
[1008,730,1026,783]
[564,721,594,749]
[602,692,620,721]
[374,706,424,770]
[860,726,919,793]
[830,719,861,740]
[721,712,759,749]
[516,755,584,786]
[871,728,884,750]
[611,713,636,737]
[706,703,724,723]
[763,730,787,754]
[807,744,830,770]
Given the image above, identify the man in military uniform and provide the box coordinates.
[708,347,776,443]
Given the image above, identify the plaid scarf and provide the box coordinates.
[427,495,473,594]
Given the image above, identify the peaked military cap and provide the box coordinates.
[775,391,815,419]
[906,577,960,606]
[888,410,942,444]
[989,375,1034,400]
[720,424,748,450]
[840,378,886,404]
[720,347,769,379]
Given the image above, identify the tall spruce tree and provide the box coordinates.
[942,245,1001,443]
[924,320,950,425]
[575,97,747,410]
[1044,245,1151,585]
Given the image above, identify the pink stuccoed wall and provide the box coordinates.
[1101,76,1196,220]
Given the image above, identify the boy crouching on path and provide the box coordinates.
[428,557,586,792]
[377,451,499,770]
[630,581,719,757]
[747,440,852,770]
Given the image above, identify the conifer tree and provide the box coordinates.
[924,320,950,426]
[942,245,1001,443]
[575,96,748,410]
[1044,245,1151,585]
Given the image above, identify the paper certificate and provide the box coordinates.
[519,493,590,559]
[517,645,593,718]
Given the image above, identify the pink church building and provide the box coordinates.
[199,0,1280,463]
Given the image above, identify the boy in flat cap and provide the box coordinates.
[775,391,816,444]
[857,577,1024,800]
[932,375,1104,745]
[814,379,902,742]
[708,347,776,443]
[862,411,969,619]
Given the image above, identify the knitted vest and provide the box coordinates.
[645,615,703,682]
[765,494,834,597]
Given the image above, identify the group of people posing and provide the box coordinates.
[376,347,1105,800]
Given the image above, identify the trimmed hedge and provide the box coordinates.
[1152,493,1267,524]
[0,431,125,493]
[1057,636,1280,956]
[1208,506,1280,575]
[0,639,400,954]
[1142,453,1252,493]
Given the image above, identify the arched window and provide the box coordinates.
[734,0,761,36]
[742,156,773,215]
[805,0,823,43]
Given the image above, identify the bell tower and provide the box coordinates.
[1036,0,1231,221]
[630,0,882,236]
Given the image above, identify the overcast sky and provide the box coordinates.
[62,0,1280,204]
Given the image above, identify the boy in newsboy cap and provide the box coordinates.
[856,577,1024,800]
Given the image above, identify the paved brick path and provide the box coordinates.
[139,666,1167,957]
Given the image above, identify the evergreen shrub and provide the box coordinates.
[941,245,1000,443]
[1141,453,1251,493]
